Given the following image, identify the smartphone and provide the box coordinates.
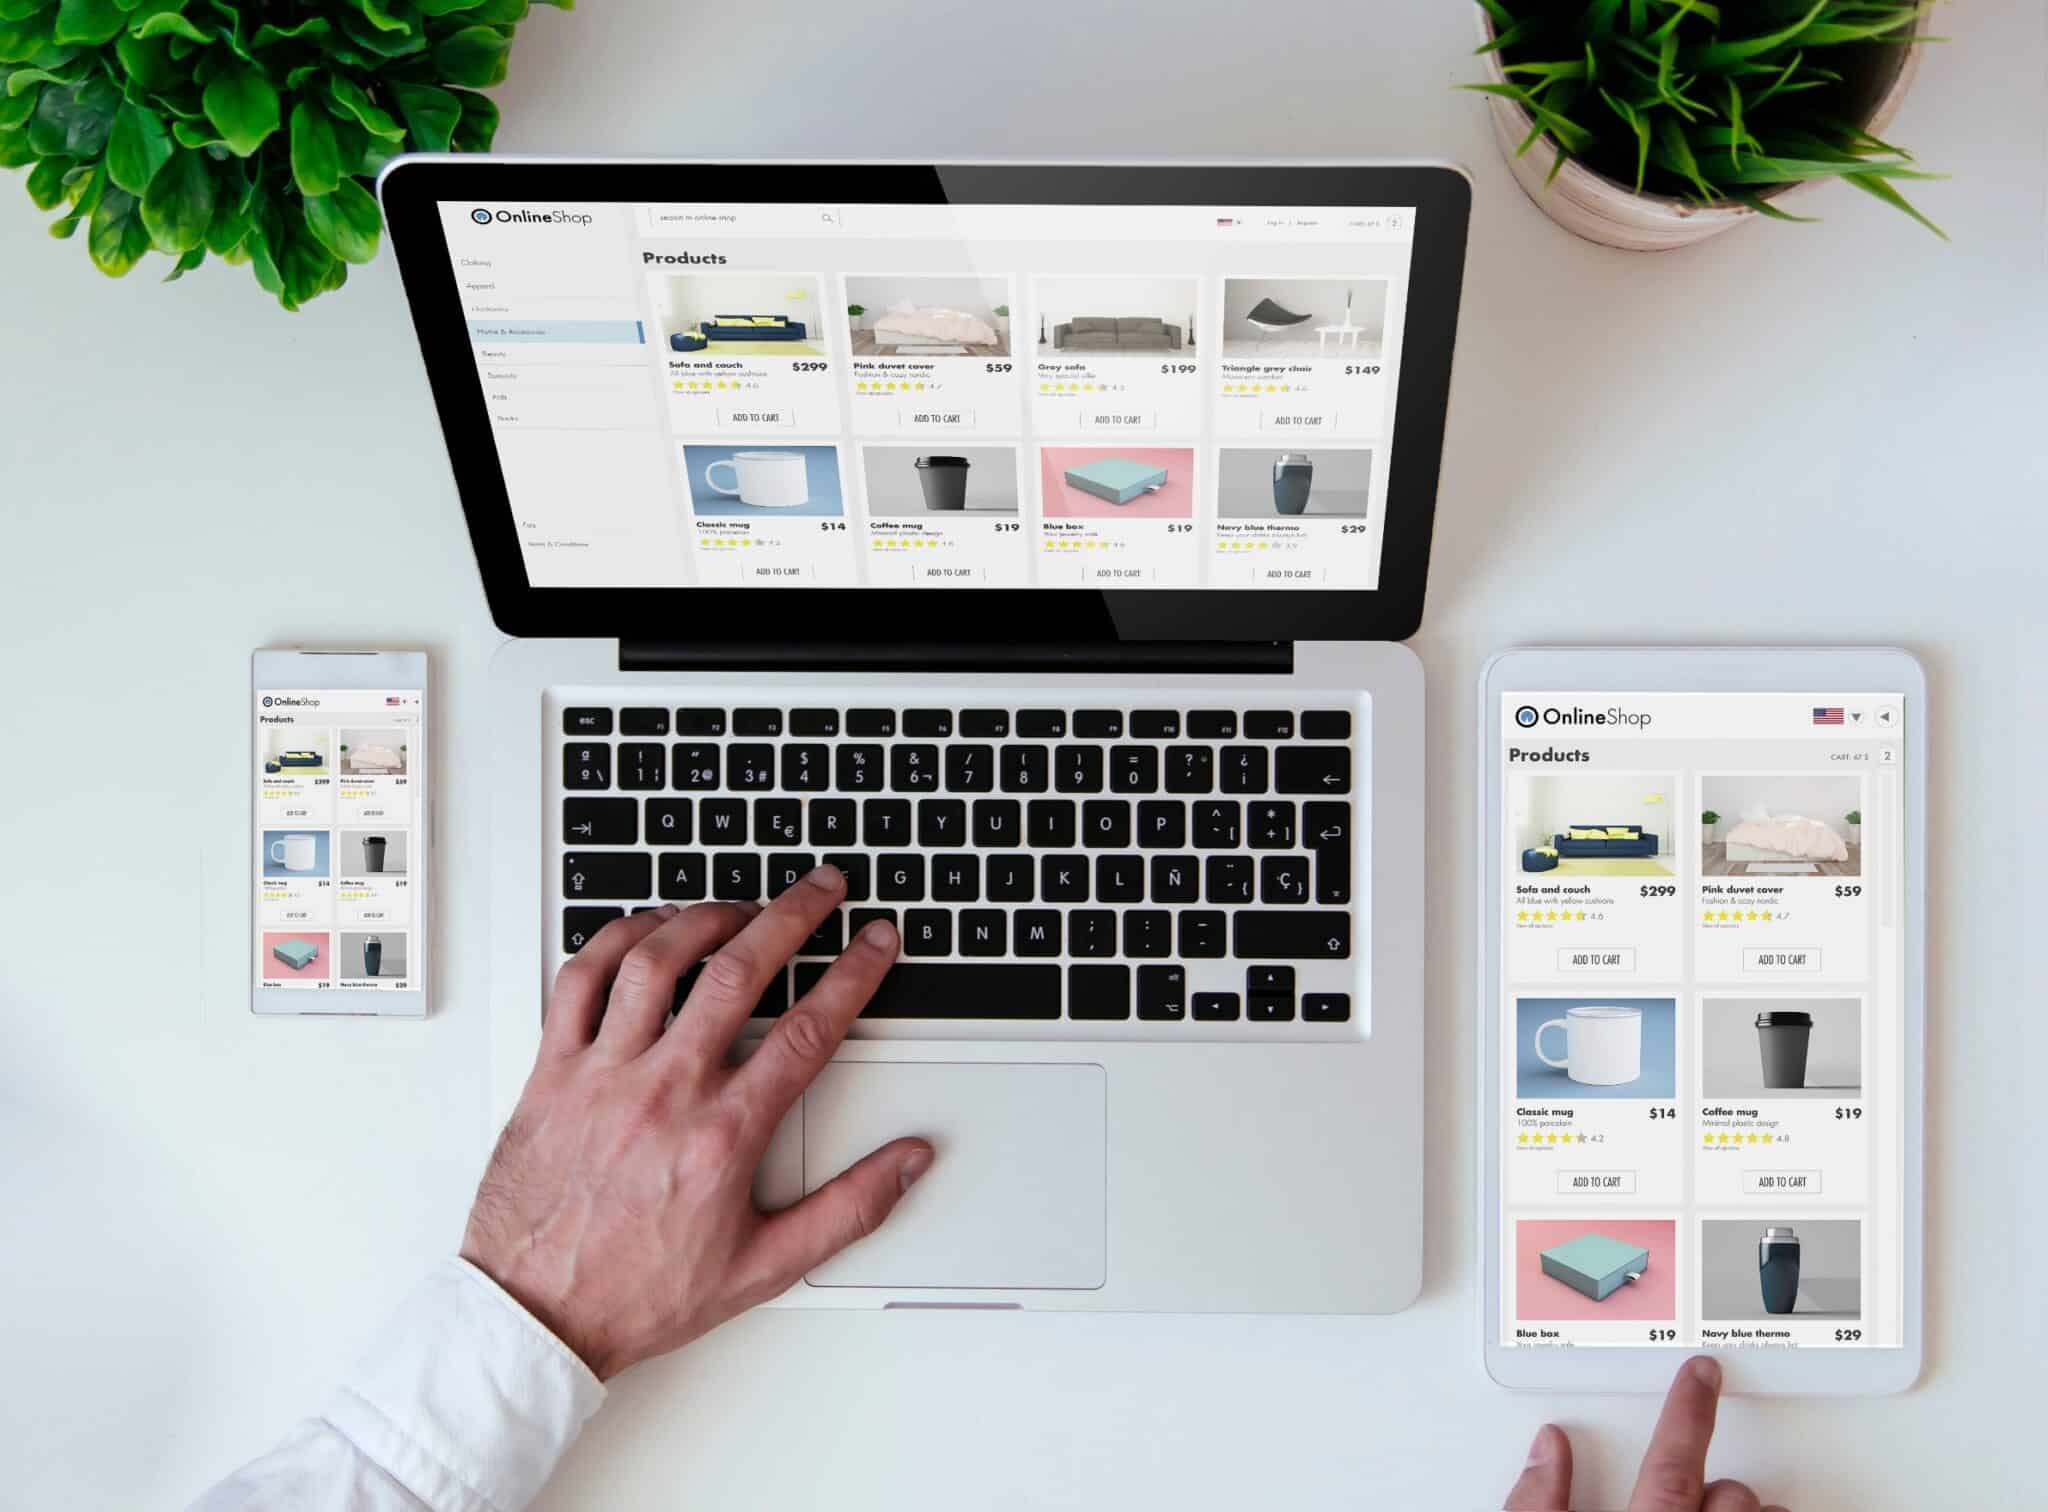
[251,649,430,1016]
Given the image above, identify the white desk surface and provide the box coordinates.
[3,3,2041,1507]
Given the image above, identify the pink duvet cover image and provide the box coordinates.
[1724,815,1848,861]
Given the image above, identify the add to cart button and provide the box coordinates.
[1079,408,1155,432]
[1744,947,1821,972]
[1744,1170,1822,1196]
[1260,407,1337,433]
[1557,946,1635,972]
[903,407,975,428]
[1557,1170,1636,1195]
[718,407,795,429]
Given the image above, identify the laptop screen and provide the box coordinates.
[434,199,1420,594]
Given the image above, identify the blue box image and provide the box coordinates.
[1540,1233,1651,1302]
[1062,457,1169,505]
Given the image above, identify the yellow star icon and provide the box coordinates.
[1517,1133,1528,1144]
[1575,910,1588,921]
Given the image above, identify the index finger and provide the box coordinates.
[660,864,847,1065]
[730,915,899,1123]
[1627,1356,1721,1512]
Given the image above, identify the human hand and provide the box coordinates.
[1504,1356,1787,1512]
[459,867,931,1380]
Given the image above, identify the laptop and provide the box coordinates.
[380,160,1470,1311]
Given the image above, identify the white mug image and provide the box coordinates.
[268,833,318,873]
[1534,1005,1643,1086]
[704,450,810,509]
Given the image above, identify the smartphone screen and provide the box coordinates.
[1495,692,1905,1351]
[253,675,426,1009]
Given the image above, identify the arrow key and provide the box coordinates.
[1275,746,1350,794]
[563,907,623,954]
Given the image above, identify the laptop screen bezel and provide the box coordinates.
[379,160,1470,644]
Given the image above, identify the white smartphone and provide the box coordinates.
[251,649,430,1017]
[1478,647,1924,1395]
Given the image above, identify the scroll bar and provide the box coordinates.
[1881,770,1899,926]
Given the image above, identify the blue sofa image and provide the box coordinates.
[1551,826,1659,858]
[689,316,809,343]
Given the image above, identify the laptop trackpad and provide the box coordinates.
[801,1062,1106,1291]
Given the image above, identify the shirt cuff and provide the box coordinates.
[323,1258,606,1512]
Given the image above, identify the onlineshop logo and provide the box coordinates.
[1515,705,1539,728]
[470,208,491,224]
[469,208,596,228]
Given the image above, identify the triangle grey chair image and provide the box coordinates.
[1244,297,1313,347]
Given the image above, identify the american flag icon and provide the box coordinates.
[386,696,403,706]
[1812,706,1844,725]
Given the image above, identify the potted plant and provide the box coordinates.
[847,302,867,331]
[1845,808,1861,846]
[1701,808,1721,842]
[1468,1,1941,250]
[992,302,1010,344]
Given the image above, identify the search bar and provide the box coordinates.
[638,204,843,238]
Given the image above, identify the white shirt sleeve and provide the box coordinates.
[190,1258,606,1512]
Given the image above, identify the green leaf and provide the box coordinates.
[200,61,276,154]
[446,83,495,151]
[327,72,404,137]
[431,23,507,86]
[113,30,181,91]
[133,10,209,42]
[280,198,343,305]
[9,63,86,95]
[28,72,117,156]
[105,97,171,190]
[388,79,455,150]
[346,0,411,33]
[0,79,34,125]
[87,182,152,273]
[202,180,246,251]
[139,140,211,248]
[250,16,329,47]
[52,0,124,46]
[337,5,425,58]
[25,151,71,207]
[0,12,54,62]
[302,174,381,262]
[416,0,484,12]
[1843,170,1947,239]
[161,243,204,279]
[169,114,216,145]
[288,95,339,192]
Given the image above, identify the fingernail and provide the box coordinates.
[862,918,898,950]
[1524,1424,1561,1467]
[1689,1356,1722,1390]
[807,862,845,891]
[899,1144,933,1191]
[654,903,680,919]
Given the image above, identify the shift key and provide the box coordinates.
[1233,910,1351,959]
[562,851,652,901]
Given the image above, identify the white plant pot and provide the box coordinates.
[1476,5,1926,251]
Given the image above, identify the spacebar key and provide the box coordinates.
[1233,910,1352,959]
[793,962,1062,1019]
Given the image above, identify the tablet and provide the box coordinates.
[1479,648,1924,1394]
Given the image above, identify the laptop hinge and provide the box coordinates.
[618,640,1293,676]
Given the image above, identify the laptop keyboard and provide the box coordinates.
[555,700,1361,1036]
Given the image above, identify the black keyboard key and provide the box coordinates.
[1041,854,1089,902]
[862,798,911,847]
[932,854,979,902]
[987,854,1034,902]
[944,743,994,792]
[847,708,896,737]
[1082,799,1131,849]
[790,707,840,736]
[1068,910,1116,957]
[1178,910,1227,958]
[847,907,897,941]
[1302,710,1351,740]
[1110,745,1159,793]
[672,743,720,790]
[1303,992,1351,1023]
[1151,855,1199,904]
[657,852,706,901]
[891,744,939,792]
[972,799,1022,848]
[1193,800,1242,849]
[1247,964,1295,1022]
[766,852,816,897]
[1028,799,1077,849]
[675,707,726,736]
[1219,745,1268,794]
[1244,710,1294,740]
[959,909,1006,955]
[808,798,856,847]
[1233,912,1352,960]
[617,743,665,791]
[563,851,649,901]
[1250,801,1296,849]
[903,708,953,738]
[1187,710,1236,739]
[1205,855,1254,904]
[619,707,669,736]
[800,909,845,955]
[1054,745,1104,793]
[563,797,635,845]
[1014,909,1061,955]
[1016,709,1066,738]
[712,852,761,901]
[1095,854,1144,902]
[1137,963,1186,1019]
[1000,744,1050,793]
[1305,801,1352,905]
[821,853,870,902]
[1165,745,1213,794]
[781,743,829,791]
[917,798,967,849]
[755,798,801,846]
[903,909,952,956]
[564,708,612,736]
[1130,710,1179,739]
[1068,964,1129,1020]
[563,906,622,953]
[1122,910,1171,958]
[727,745,775,790]
[563,743,611,790]
[1074,709,1122,739]
[644,798,692,845]
[1137,800,1185,849]
[699,797,746,845]
[1193,991,1240,1021]
[795,961,1060,1020]
[960,709,1009,737]
[1247,994,1295,1023]
[734,708,783,736]
[836,743,884,792]
[1276,746,1350,795]
[1260,855,1311,904]
[877,854,925,901]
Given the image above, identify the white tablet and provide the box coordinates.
[1479,648,1924,1394]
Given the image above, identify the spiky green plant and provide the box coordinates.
[0,0,571,309]
[1470,0,1943,236]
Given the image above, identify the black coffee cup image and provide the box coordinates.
[1755,1009,1813,1088]
[363,835,387,873]
[1272,452,1314,515]
[915,455,971,511]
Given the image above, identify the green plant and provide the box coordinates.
[0,0,570,308]
[993,303,1008,317]
[847,302,865,318]
[1846,808,1861,824]
[1702,809,1721,826]
[1470,0,1943,235]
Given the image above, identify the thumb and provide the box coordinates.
[1504,1423,1573,1511]
[745,1137,934,1291]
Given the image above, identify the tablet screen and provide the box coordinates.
[1496,693,1904,1351]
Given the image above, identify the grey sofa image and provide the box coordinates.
[1052,316,1184,351]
